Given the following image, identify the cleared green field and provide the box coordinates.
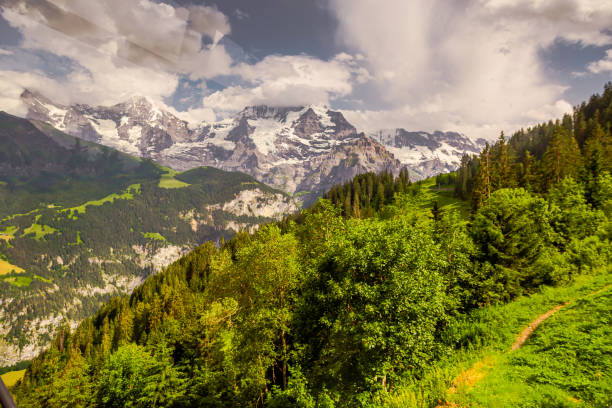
[416,178,471,218]
[1,369,25,387]
[34,274,53,283]
[158,168,190,189]
[22,220,58,241]
[0,209,39,223]
[2,275,32,287]
[59,183,141,219]
[0,226,17,243]
[0,258,25,275]
[142,232,167,241]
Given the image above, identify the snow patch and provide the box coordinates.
[41,101,67,130]
[248,118,284,155]
[205,121,236,150]
[128,125,142,143]
[309,105,334,127]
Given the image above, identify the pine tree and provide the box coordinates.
[582,123,608,207]
[473,145,492,207]
[352,190,361,218]
[520,150,536,191]
[492,131,513,189]
[574,110,588,146]
[431,200,443,222]
[344,193,352,217]
[541,127,581,189]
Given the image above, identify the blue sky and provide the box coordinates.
[0,0,611,140]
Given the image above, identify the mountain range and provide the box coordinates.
[21,90,484,201]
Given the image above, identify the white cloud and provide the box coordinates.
[202,53,370,114]
[588,49,612,73]
[234,9,250,21]
[0,71,32,116]
[0,0,232,114]
[328,0,612,139]
[1,0,610,139]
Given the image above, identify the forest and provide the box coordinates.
[8,83,612,407]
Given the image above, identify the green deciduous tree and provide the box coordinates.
[297,218,448,400]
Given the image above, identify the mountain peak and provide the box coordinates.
[238,105,303,121]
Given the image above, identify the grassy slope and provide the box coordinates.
[1,369,25,387]
[380,270,612,408]
[158,167,190,189]
[58,183,141,219]
[453,286,611,407]
[0,258,24,275]
[415,178,471,218]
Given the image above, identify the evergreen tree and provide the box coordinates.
[473,145,492,207]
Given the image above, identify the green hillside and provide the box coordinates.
[6,84,612,407]
[0,112,295,366]
[451,285,611,407]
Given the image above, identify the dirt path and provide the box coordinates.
[510,302,568,350]
[442,283,612,402]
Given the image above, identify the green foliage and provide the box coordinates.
[469,189,554,303]
[297,217,449,401]
[8,84,612,408]
[97,344,185,408]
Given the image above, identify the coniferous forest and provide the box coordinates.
[8,84,612,407]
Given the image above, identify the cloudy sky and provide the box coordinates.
[0,0,611,140]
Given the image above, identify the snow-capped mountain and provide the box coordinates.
[21,90,482,198]
[369,129,486,179]
[21,91,401,200]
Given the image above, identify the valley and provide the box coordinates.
[0,112,297,365]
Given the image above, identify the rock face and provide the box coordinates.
[368,129,486,179]
[21,90,483,195]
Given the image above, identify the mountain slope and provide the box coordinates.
[0,112,296,365]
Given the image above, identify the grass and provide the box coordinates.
[453,286,611,407]
[1,369,25,387]
[34,274,53,283]
[0,258,25,275]
[378,270,612,408]
[158,168,190,189]
[0,208,39,223]
[3,275,32,287]
[293,190,312,198]
[22,215,58,241]
[0,225,18,242]
[142,232,167,241]
[415,178,471,219]
[59,183,141,219]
